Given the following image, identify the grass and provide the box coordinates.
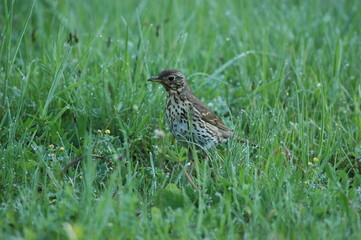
[1,0,361,239]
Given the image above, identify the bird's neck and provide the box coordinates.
[167,83,191,97]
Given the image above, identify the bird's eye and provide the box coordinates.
[168,76,175,81]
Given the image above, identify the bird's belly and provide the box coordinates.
[166,111,218,149]
[165,94,221,149]
[167,114,191,141]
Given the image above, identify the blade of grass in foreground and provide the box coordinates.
[41,46,71,118]
[2,0,36,104]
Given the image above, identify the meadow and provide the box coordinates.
[1,0,361,239]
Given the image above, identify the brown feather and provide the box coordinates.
[186,92,231,132]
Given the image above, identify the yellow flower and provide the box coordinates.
[307,162,313,166]
[97,129,102,134]
[59,147,65,152]
[49,144,55,149]
[304,181,308,185]
[50,153,56,158]
[105,129,111,134]
[313,157,319,162]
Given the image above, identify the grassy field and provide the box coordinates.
[1,0,361,239]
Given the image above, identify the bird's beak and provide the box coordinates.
[148,76,161,82]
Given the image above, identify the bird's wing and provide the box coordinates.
[187,93,231,132]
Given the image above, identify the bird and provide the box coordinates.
[148,69,233,150]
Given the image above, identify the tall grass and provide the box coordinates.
[1,0,361,239]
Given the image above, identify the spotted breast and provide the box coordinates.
[166,90,226,149]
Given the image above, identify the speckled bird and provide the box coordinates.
[148,69,233,149]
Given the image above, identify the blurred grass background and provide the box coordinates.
[1,0,361,239]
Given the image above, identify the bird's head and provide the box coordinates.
[148,69,188,91]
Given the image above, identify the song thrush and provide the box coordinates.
[148,69,233,149]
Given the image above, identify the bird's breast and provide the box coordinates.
[166,94,192,138]
[165,92,224,149]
